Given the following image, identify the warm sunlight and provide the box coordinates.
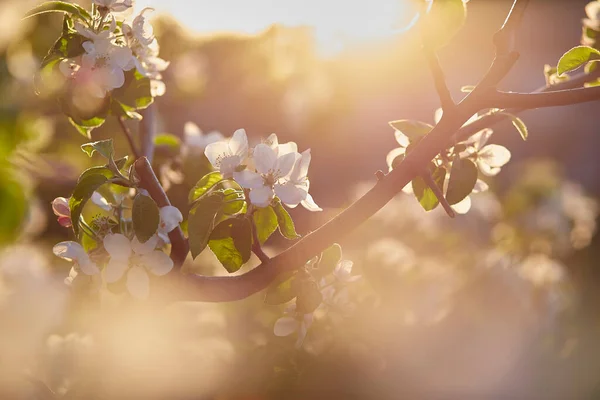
[135,0,415,55]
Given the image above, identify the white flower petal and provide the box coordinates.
[184,121,201,138]
[301,193,322,212]
[478,144,511,168]
[53,241,88,263]
[219,155,242,178]
[249,186,275,208]
[434,108,443,125]
[104,258,128,283]
[159,206,183,233]
[233,170,264,189]
[473,179,489,193]
[394,129,410,147]
[132,235,159,255]
[126,266,150,299]
[103,234,132,260]
[386,147,406,172]
[204,141,230,168]
[290,149,310,183]
[141,250,173,276]
[277,142,298,156]
[274,317,298,337]
[276,151,298,178]
[275,182,307,207]
[91,192,112,211]
[229,129,248,157]
[253,144,277,174]
[264,133,279,148]
[451,196,472,214]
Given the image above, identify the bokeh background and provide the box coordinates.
[1,0,600,398]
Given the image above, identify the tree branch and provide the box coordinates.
[487,86,600,110]
[134,157,189,269]
[117,117,140,160]
[149,0,593,304]
[454,68,600,143]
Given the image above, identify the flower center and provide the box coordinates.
[95,56,109,69]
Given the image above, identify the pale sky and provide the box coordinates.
[135,0,415,55]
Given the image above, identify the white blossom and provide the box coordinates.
[183,122,224,152]
[333,260,361,283]
[123,7,169,90]
[91,192,112,211]
[273,149,321,211]
[204,129,249,178]
[93,0,133,13]
[53,242,100,276]
[103,234,173,299]
[234,143,297,207]
[273,312,313,349]
[157,206,183,243]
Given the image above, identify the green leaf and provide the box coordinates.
[0,170,27,245]
[68,115,106,139]
[557,46,600,76]
[315,243,342,278]
[253,206,279,244]
[422,0,468,49]
[69,174,108,236]
[110,99,142,120]
[388,120,433,142]
[264,275,298,305]
[208,217,252,273]
[446,158,478,205]
[412,166,446,211]
[77,157,128,183]
[222,189,245,215]
[273,200,300,240]
[112,70,153,111]
[188,193,224,259]
[132,194,160,243]
[189,171,223,203]
[81,139,114,159]
[501,113,528,141]
[585,78,600,87]
[24,1,92,22]
[154,134,181,151]
[296,280,323,314]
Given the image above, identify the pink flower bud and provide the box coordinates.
[52,197,70,217]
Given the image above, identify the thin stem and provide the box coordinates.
[487,87,600,110]
[139,105,157,163]
[117,117,141,160]
[251,222,271,264]
[453,69,600,144]
[134,157,188,269]
[421,29,454,110]
[421,172,455,218]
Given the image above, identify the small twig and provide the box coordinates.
[487,86,600,110]
[251,222,271,263]
[117,116,141,160]
[140,105,157,163]
[421,36,454,110]
[495,0,531,56]
[421,172,455,218]
[453,68,600,144]
[134,157,188,269]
